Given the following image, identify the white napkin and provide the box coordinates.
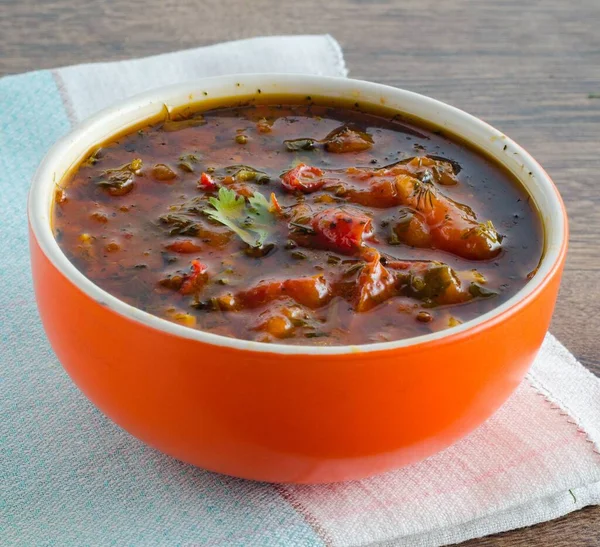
[282,334,600,547]
[53,34,347,121]
[2,35,598,547]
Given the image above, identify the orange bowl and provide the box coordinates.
[28,75,568,483]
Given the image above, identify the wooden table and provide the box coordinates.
[2,0,598,544]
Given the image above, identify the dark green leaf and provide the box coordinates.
[284,138,317,152]
[469,283,498,298]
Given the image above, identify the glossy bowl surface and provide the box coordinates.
[29,75,567,483]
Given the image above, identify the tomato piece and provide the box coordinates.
[323,125,373,154]
[219,276,332,311]
[354,250,398,312]
[311,207,373,254]
[254,314,295,339]
[199,172,217,190]
[436,219,503,261]
[165,239,203,253]
[179,260,208,295]
[283,275,332,309]
[346,178,400,208]
[392,211,432,248]
[347,157,459,185]
[231,183,254,198]
[403,156,459,186]
[392,174,502,260]
[344,168,501,260]
[281,163,325,193]
[238,281,285,308]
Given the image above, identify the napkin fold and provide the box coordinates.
[1,35,598,547]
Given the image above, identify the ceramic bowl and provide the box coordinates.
[28,74,568,483]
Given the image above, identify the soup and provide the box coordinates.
[53,98,543,345]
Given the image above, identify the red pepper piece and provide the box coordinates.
[199,172,217,190]
[179,260,208,295]
[311,207,373,254]
[281,163,325,193]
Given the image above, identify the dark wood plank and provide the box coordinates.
[2,0,599,545]
[461,505,600,547]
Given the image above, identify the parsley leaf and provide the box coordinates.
[248,192,273,222]
[204,187,275,248]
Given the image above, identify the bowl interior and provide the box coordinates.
[28,74,567,355]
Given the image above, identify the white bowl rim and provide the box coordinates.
[28,73,567,356]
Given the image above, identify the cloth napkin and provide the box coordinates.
[1,35,599,547]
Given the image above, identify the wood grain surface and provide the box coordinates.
[2,0,598,545]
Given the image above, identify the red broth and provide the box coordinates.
[53,99,543,345]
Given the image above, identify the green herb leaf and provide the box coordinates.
[96,159,142,196]
[225,165,271,184]
[284,138,317,152]
[468,283,498,299]
[159,213,200,236]
[248,192,273,224]
[204,187,275,248]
